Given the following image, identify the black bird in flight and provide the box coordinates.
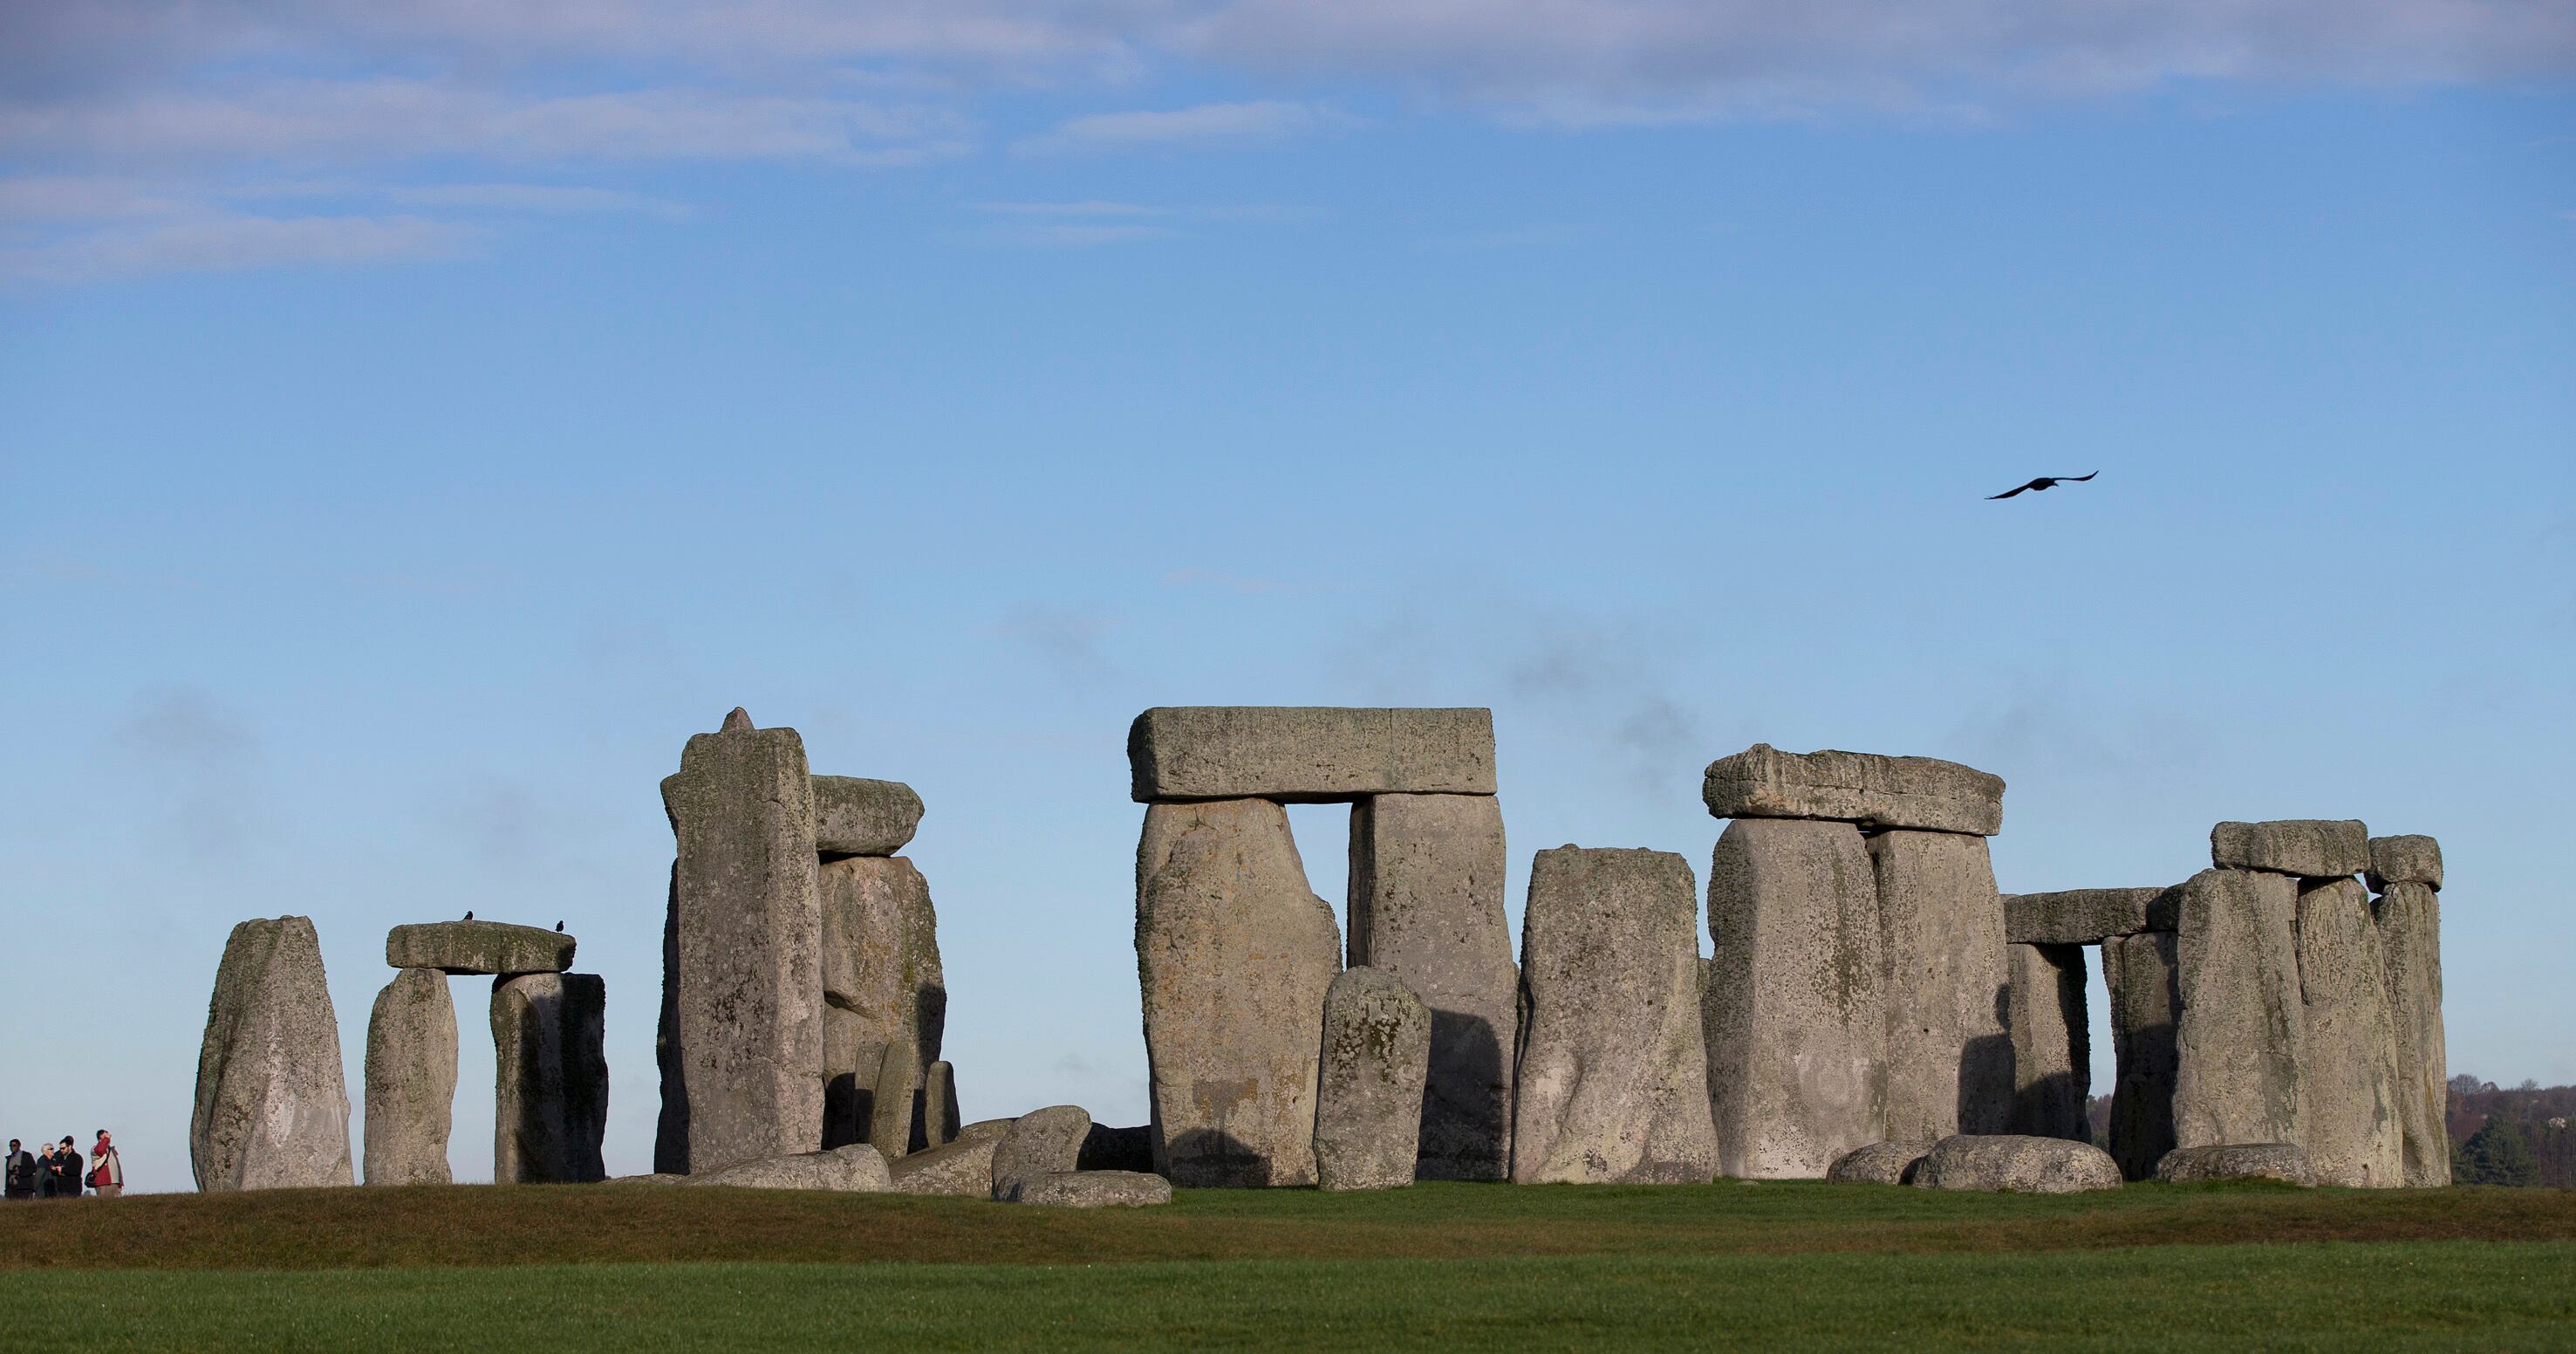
[1987,471,2097,500]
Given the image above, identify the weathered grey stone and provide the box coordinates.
[1128,707,1497,803]
[687,1144,892,1192]
[1005,1171,1174,1207]
[385,921,574,976]
[192,916,355,1192]
[364,968,455,1186]
[2367,835,2443,892]
[887,1134,1001,1196]
[1827,1141,1931,1185]
[2376,880,2450,1187]
[2005,942,2089,1140]
[491,972,608,1185]
[2154,1142,2312,1185]
[653,864,687,1174]
[2102,931,2180,1181]
[811,776,925,857]
[2173,867,2306,1149]
[2210,820,2368,878]
[603,1173,687,1186]
[870,1036,921,1160]
[1910,1134,2122,1193]
[1513,847,1717,1185]
[2293,878,2403,1187]
[1702,744,2005,836]
[1137,798,1341,1186]
[1315,967,1431,1192]
[922,1060,959,1149]
[1347,792,1517,1182]
[954,1118,1015,1147]
[990,1105,1091,1200]
[1869,831,2012,1142]
[1705,819,1887,1180]
[2002,888,2173,946]
[817,854,945,1152]
[661,718,823,1174]
[1078,1124,1155,1173]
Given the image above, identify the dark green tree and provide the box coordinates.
[2454,1119,2540,1186]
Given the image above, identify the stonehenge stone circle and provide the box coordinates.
[1702,744,2004,836]
[2102,930,2181,1180]
[811,775,925,857]
[192,916,355,1192]
[2002,887,2175,946]
[1008,1171,1174,1207]
[2292,878,2403,1187]
[2209,819,2369,879]
[1512,846,1717,1185]
[1827,1141,1932,1185]
[1127,706,1497,802]
[492,972,610,1185]
[2375,875,2450,1186]
[1137,798,1341,1186]
[2172,867,2306,1149]
[990,1104,1092,1201]
[1346,791,1518,1181]
[1705,818,1887,1179]
[1314,967,1431,1192]
[2154,1142,2313,1185]
[817,853,946,1152]
[384,920,574,977]
[1869,831,2012,1142]
[364,967,456,1186]
[1910,1134,2122,1193]
[687,1143,892,1192]
[2366,834,2443,892]
[2004,941,2089,1140]
[659,712,824,1174]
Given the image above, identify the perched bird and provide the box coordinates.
[555,920,564,933]
[463,910,475,920]
[1987,471,2097,500]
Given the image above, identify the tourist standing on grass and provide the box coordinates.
[49,1137,83,1199]
[88,1131,122,1198]
[33,1141,58,1198]
[3,1139,33,1200]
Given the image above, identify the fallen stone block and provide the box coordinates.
[811,776,925,857]
[385,920,574,976]
[1347,792,1518,1182]
[1315,967,1431,1192]
[364,967,455,1186]
[1826,1141,1932,1185]
[887,1134,1001,1197]
[1003,1170,1174,1207]
[2210,820,2368,878]
[2293,878,2403,1187]
[687,1144,892,1192]
[1128,707,1497,802]
[2002,887,2176,946]
[492,972,609,1185]
[2005,942,2090,1140]
[1705,818,1887,1179]
[2102,931,2180,1181]
[2155,1142,2312,1185]
[1078,1124,1154,1173]
[2366,835,2443,892]
[2173,868,2306,1148]
[1513,846,1717,1185]
[1702,743,2004,836]
[1137,798,1340,1186]
[1870,831,2012,1141]
[991,1105,1092,1201]
[193,916,355,1192]
[1910,1134,2122,1193]
[2376,880,2449,1186]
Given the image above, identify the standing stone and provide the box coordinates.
[364,967,455,1186]
[1705,819,1886,1179]
[1702,744,2004,836]
[661,715,823,1173]
[1346,792,1516,1180]
[193,916,355,1192]
[2210,820,2368,878]
[1137,798,1341,1186]
[817,854,946,1152]
[2005,943,2089,1139]
[2101,930,2181,1181]
[2172,867,2306,1149]
[1869,831,2012,1141]
[870,1036,921,1160]
[1129,707,1497,802]
[921,1060,960,1151]
[492,973,609,1185]
[2376,879,2450,1186]
[810,776,925,857]
[2293,878,2403,1187]
[1513,847,1717,1184]
[1314,967,1431,1192]
[653,865,687,1173]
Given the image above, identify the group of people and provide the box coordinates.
[4,1131,122,1199]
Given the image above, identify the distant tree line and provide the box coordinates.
[2449,1076,2575,1188]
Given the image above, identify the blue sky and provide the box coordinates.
[3,2,2571,1193]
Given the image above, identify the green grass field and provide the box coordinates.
[4,1181,2572,1351]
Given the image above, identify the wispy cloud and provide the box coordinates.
[112,687,265,860]
[987,604,1124,680]
[974,199,1166,217]
[1014,99,1357,155]
[3,212,479,284]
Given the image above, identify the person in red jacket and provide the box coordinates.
[88,1131,122,1199]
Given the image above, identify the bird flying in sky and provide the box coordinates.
[1986,472,2098,500]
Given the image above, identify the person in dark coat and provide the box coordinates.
[3,1140,33,1200]
[48,1138,82,1199]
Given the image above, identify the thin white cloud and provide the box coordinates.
[0,175,192,222]
[975,221,1181,247]
[2,212,479,284]
[973,199,1167,216]
[379,183,691,217]
[1014,99,1357,154]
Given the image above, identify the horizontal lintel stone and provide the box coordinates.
[385,921,574,975]
[2002,886,2179,946]
[2210,820,2368,878]
[1701,743,2003,836]
[811,776,924,857]
[1127,707,1496,803]
[2366,835,2443,892]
